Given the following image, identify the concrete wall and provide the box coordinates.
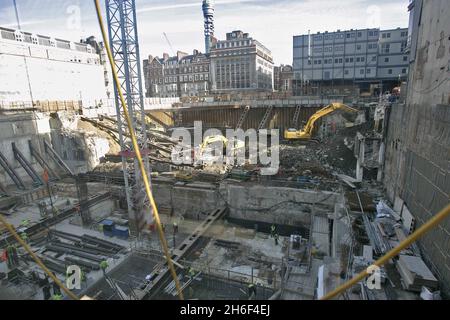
[153,181,341,229]
[0,36,107,107]
[0,113,51,187]
[384,0,450,294]
[223,184,341,227]
[0,112,113,189]
[153,182,223,218]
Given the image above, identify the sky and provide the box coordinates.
[0,0,410,65]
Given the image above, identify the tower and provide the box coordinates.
[202,0,215,54]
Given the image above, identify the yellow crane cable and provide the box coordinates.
[321,203,450,300]
[93,0,184,300]
[0,214,79,300]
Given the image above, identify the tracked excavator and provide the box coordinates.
[284,103,359,141]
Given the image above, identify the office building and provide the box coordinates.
[293,28,409,95]
[210,30,274,93]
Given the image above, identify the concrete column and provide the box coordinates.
[377,141,385,182]
[356,138,365,182]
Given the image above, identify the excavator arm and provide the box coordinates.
[284,103,358,140]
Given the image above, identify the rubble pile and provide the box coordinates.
[279,124,373,179]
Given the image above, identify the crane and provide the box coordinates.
[284,103,359,141]
[163,32,176,56]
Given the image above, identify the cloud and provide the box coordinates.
[0,0,410,64]
[137,0,254,13]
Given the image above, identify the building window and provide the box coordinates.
[401,31,407,37]
[388,69,393,74]
[403,56,408,61]
[356,57,361,62]
[360,69,364,75]
[385,57,389,63]
[357,32,362,37]
[367,69,371,74]
[357,45,361,50]
[401,41,407,52]
[344,70,349,75]
[402,68,407,74]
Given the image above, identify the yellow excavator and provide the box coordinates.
[284,103,359,141]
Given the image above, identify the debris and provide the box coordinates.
[396,255,439,292]
[420,286,441,300]
[376,200,396,219]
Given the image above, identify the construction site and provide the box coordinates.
[0,0,449,302]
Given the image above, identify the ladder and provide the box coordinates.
[292,105,302,129]
[236,105,251,129]
[258,105,274,130]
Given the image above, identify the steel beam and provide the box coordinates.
[43,140,74,176]
[0,150,25,190]
[29,141,60,180]
[11,142,43,185]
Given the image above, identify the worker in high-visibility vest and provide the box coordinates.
[270,224,276,238]
[20,219,30,228]
[274,233,279,246]
[20,232,28,243]
[248,282,257,298]
[100,260,109,274]
[188,267,196,280]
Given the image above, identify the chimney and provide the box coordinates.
[163,53,169,61]
[193,49,199,55]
